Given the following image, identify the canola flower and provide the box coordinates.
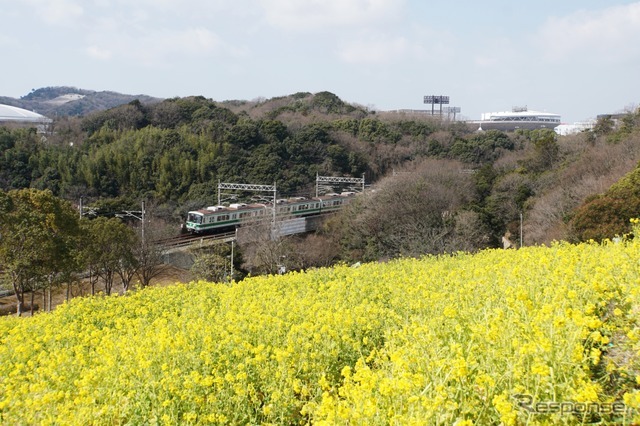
[2,237,640,424]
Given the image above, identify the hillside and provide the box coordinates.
[0,86,161,117]
[569,148,640,241]
[522,108,640,243]
[1,239,640,424]
[2,90,640,263]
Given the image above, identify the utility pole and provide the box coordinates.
[141,200,145,244]
[78,198,98,218]
[116,200,146,241]
[520,212,523,248]
[230,239,234,282]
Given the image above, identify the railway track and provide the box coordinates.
[156,231,237,250]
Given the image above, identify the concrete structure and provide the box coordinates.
[470,107,561,132]
[555,120,596,136]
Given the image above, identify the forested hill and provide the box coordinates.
[0,92,462,207]
[0,91,490,223]
[1,90,640,254]
[0,86,161,117]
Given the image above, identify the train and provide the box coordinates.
[185,192,357,233]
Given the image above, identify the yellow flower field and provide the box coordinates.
[2,239,640,425]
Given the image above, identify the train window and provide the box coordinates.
[217,215,229,222]
[187,213,202,224]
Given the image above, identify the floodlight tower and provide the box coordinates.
[423,95,450,116]
[443,106,461,121]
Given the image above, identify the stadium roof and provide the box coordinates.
[480,109,560,122]
[0,103,52,123]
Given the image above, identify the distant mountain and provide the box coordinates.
[0,86,161,118]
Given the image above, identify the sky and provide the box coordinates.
[1,0,639,123]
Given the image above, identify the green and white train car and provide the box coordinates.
[186,203,266,233]
[185,192,356,233]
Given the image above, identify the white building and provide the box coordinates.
[471,107,561,131]
[554,120,596,136]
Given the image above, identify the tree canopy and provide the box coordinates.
[0,189,82,315]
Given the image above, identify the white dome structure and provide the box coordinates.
[469,106,561,131]
[0,103,52,124]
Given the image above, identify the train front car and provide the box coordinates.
[185,203,268,233]
[185,210,206,233]
[185,208,224,233]
[184,205,239,233]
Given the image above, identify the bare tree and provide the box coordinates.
[286,234,340,270]
[328,158,478,261]
[115,250,138,293]
[134,218,172,288]
[238,218,292,275]
[190,243,233,282]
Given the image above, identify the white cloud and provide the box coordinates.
[0,34,15,47]
[536,2,640,61]
[162,28,223,56]
[86,45,113,61]
[473,38,518,68]
[338,36,411,64]
[90,0,254,23]
[84,27,239,65]
[22,0,84,26]
[258,0,405,31]
[17,1,250,65]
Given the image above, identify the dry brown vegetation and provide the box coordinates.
[325,158,486,261]
[524,132,640,244]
